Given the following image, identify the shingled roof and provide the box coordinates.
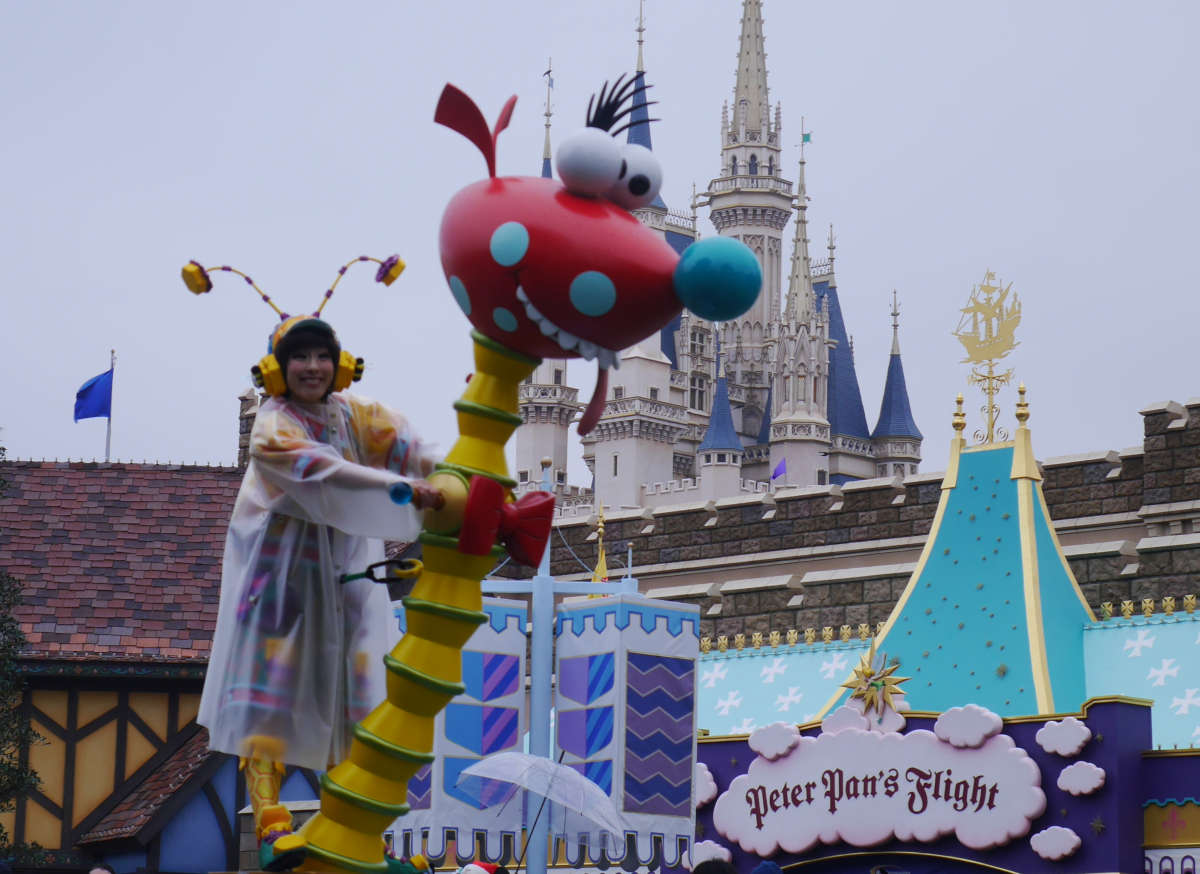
[77,725,216,845]
[1,460,242,663]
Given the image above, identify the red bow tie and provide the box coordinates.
[458,475,555,567]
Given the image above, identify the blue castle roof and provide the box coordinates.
[872,352,922,439]
[698,358,742,453]
[627,71,667,210]
[813,279,870,440]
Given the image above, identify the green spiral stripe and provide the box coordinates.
[382,655,466,696]
[320,773,410,818]
[352,724,436,765]
[402,597,487,626]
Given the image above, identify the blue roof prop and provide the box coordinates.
[813,279,870,439]
[872,352,922,439]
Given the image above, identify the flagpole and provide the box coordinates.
[105,349,115,462]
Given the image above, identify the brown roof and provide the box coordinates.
[78,725,215,844]
[1,460,242,662]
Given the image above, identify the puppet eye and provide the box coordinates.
[557,128,623,196]
[607,144,663,210]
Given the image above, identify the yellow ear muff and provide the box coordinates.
[251,354,288,396]
[332,349,365,392]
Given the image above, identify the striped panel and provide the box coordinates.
[557,706,613,759]
[461,652,520,702]
[445,703,519,755]
[559,653,615,706]
[408,764,432,810]
[568,759,613,795]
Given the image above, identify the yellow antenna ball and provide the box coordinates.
[182,261,213,295]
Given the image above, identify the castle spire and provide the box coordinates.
[541,57,553,179]
[635,0,646,73]
[871,292,922,441]
[730,0,770,141]
[784,127,813,323]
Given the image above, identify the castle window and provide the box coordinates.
[749,154,758,175]
[767,156,774,175]
[613,386,624,399]
[817,469,827,485]
[556,471,566,484]
[705,454,712,464]
[717,453,727,463]
[649,387,659,400]
[689,328,707,357]
[519,470,529,483]
[730,156,738,175]
[782,376,790,403]
[689,374,708,411]
[796,372,807,402]
[553,368,563,385]
[612,455,619,477]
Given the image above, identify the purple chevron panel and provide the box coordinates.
[408,763,432,810]
[626,661,693,698]
[623,654,694,817]
[625,708,693,743]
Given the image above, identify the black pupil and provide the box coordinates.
[629,174,650,196]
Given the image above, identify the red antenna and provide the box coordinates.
[435,84,517,179]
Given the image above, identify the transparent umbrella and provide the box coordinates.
[457,751,629,842]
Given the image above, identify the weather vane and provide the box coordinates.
[952,270,1021,443]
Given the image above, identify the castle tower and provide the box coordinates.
[706,0,792,393]
[768,152,832,485]
[516,65,581,495]
[871,291,923,478]
[697,352,745,500]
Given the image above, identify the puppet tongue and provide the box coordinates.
[577,367,609,436]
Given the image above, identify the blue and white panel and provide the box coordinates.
[555,593,699,868]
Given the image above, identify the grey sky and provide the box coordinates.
[3,1,1198,488]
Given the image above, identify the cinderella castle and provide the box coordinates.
[515,0,923,513]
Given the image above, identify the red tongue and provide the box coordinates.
[577,367,609,436]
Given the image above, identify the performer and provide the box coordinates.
[187,258,436,871]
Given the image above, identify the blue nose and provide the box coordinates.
[673,236,762,322]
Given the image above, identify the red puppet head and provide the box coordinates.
[435,77,762,434]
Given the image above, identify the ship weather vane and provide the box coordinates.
[953,270,1021,444]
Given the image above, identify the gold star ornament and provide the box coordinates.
[842,642,910,717]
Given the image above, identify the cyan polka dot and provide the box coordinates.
[449,276,471,315]
[492,306,518,332]
[569,271,617,317]
[489,221,529,267]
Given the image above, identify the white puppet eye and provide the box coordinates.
[556,128,623,196]
[606,143,663,210]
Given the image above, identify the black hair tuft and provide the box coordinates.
[586,73,658,137]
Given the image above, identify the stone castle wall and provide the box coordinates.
[502,399,1200,642]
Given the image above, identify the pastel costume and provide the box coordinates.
[199,392,434,771]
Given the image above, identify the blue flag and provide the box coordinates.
[771,458,787,480]
[74,368,113,421]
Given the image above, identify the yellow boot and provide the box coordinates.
[242,737,307,871]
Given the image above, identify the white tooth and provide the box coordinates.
[516,286,529,303]
[539,318,557,336]
[557,330,580,351]
[610,351,621,370]
[596,348,613,369]
[578,340,598,360]
[523,299,543,321]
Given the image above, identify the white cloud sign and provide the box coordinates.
[1035,717,1091,757]
[1030,826,1081,860]
[1057,760,1106,796]
[694,761,718,808]
[685,840,731,869]
[749,722,801,760]
[935,705,1002,749]
[713,727,1046,854]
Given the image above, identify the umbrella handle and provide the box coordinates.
[514,750,566,873]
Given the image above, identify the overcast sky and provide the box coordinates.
[3,1,1198,487]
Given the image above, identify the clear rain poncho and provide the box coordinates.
[198,392,435,770]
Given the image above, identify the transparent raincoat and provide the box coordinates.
[198,392,435,770]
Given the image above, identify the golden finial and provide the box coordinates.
[1015,383,1030,426]
[841,641,910,719]
[803,628,815,645]
[787,628,800,645]
[751,631,763,649]
[954,270,1020,443]
[1164,596,1176,615]
[822,626,834,643]
[953,393,967,434]
[734,633,746,651]
[1185,594,1197,614]
[717,635,729,652]
[768,630,781,647]
[700,636,712,653]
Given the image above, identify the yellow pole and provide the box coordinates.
[298,331,539,874]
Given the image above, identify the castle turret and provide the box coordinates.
[697,351,745,499]
[871,291,923,477]
[516,65,580,495]
[768,152,832,485]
